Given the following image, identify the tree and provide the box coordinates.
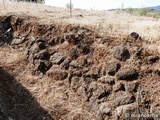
[66,2,73,9]
[66,0,73,17]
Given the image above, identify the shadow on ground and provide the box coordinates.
[0,67,54,120]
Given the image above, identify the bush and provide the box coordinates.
[126,8,134,14]
[138,8,148,16]
[152,12,160,19]
[66,3,74,9]
[125,7,160,19]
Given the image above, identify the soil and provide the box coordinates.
[0,13,160,120]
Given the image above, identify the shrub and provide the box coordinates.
[138,8,148,16]
[126,8,134,14]
[66,3,74,9]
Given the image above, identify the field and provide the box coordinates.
[0,2,160,120]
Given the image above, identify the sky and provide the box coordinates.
[45,0,160,10]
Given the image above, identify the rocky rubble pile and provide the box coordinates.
[0,15,160,120]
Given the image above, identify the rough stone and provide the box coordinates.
[0,21,12,44]
[144,55,159,64]
[125,82,139,92]
[99,103,111,115]
[116,68,139,80]
[77,86,90,102]
[76,57,87,67]
[113,82,125,92]
[50,52,65,64]
[98,76,115,85]
[78,81,112,102]
[136,48,143,57]
[43,60,52,70]
[34,50,50,60]
[70,69,82,77]
[0,41,4,46]
[113,91,136,106]
[112,45,130,61]
[37,39,46,49]
[130,32,139,40]
[89,82,112,100]
[102,62,121,76]
[86,66,101,79]
[11,37,25,45]
[33,60,50,74]
[46,65,68,80]
[71,77,82,91]
[64,32,78,45]
[78,43,90,54]
[29,43,40,54]
[83,76,93,84]
[61,59,71,70]
[70,61,82,69]
[69,47,79,60]
[113,103,152,120]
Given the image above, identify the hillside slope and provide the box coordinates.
[0,2,160,120]
[148,5,160,11]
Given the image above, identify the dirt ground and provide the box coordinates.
[0,2,160,120]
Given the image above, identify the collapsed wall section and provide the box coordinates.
[0,14,160,119]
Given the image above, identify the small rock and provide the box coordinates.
[136,48,143,57]
[102,62,121,76]
[46,65,68,80]
[37,39,46,49]
[69,67,82,77]
[116,68,139,80]
[113,91,136,106]
[77,86,90,102]
[49,37,60,46]
[98,76,115,85]
[29,43,40,54]
[64,32,78,45]
[112,45,130,61]
[113,82,125,92]
[130,32,139,40]
[71,77,82,91]
[89,82,112,100]
[43,60,52,70]
[85,57,94,67]
[0,41,4,46]
[69,47,79,60]
[61,59,71,70]
[76,57,88,66]
[70,61,82,69]
[11,37,25,45]
[78,43,90,54]
[86,66,101,79]
[33,60,49,74]
[125,82,139,92]
[34,50,50,60]
[50,52,65,64]
[83,76,93,84]
[144,55,159,64]
[76,14,83,18]
[113,103,150,120]
[99,103,111,115]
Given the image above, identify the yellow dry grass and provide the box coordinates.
[0,1,160,53]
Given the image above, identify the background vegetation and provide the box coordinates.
[125,8,160,19]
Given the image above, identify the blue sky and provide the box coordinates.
[45,0,160,10]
